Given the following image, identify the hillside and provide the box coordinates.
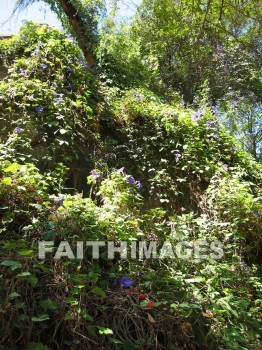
[0,23,261,350]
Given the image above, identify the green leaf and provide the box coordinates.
[97,326,113,335]
[18,272,31,277]
[32,314,50,322]
[0,260,22,271]
[27,275,38,286]
[110,337,123,344]
[93,287,106,297]
[18,250,34,256]
[40,300,58,311]
[9,292,20,298]
[1,177,12,185]
[4,163,19,173]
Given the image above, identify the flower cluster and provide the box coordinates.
[36,106,44,113]
[91,170,100,179]
[15,127,23,134]
[192,108,205,120]
[133,91,144,100]
[128,175,142,189]
[121,277,154,308]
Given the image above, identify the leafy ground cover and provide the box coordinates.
[0,23,261,350]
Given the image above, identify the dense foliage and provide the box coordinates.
[0,16,261,350]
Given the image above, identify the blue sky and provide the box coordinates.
[0,0,140,34]
[0,0,61,34]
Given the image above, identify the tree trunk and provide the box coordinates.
[57,0,95,69]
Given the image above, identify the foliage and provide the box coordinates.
[0,22,99,168]
[0,22,261,350]
[218,92,262,162]
[13,0,106,65]
[135,0,262,103]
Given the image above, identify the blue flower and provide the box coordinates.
[214,134,220,139]
[41,63,47,69]
[232,100,238,107]
[117,167,125,174]
[253,211,260,218]
[206,119,213,127]
[67,66,73,72]
[56,94,63,103]
[91,170,100,179]
[133,91,144,99]
[28,94,34,100]
[193,109,204,120]
[82,64,88,69]
[232,147,238,151]
[136,180,142,189]
[211,106,217,115]
[175,153,181,159]
[15,127,23,134]
[120,277,132,288]
[217,44,224,51]
[129,176,136,184]
[57,199,64,207]
[36,106,44,113]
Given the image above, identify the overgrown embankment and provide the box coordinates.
[0,23,261,350]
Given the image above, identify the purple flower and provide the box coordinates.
[57,199,64,207]
[91,170,100,179]
[35,106,44,113]
[56,94,64,103]
[136,180,142,189]
[67,66,73,72]
[68,59,72,64]
[68,83,73,89]
[133,91,144,99]
[15,127,23,134]
[232,100,238,107]
[28,94,34,100]
[175,153,181,159]
[120,277,132,288]
[214,134,220,139]
[253,211,260,218]
[217,44,224,51]
[211,106,217,115]
[232,147,238,151]
[129,176,136,184]
[206,119,213,127]
[82,64,88,69]
[193,109,204,120]
[41,63,47,69]
[117,167,125,174]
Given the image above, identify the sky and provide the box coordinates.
[0,0,61,34]
[0,0,141,35]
